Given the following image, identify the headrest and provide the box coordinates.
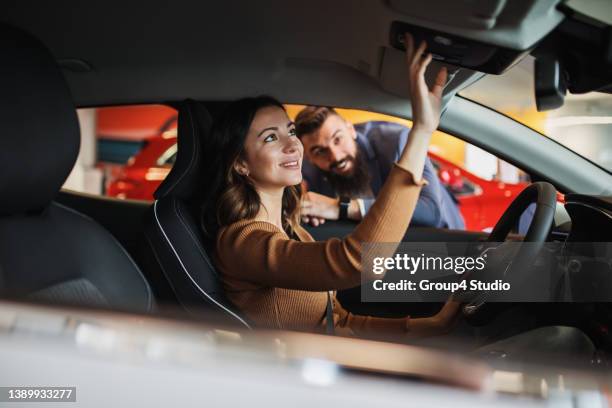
[0,24,80,215]
[155,100,213,200]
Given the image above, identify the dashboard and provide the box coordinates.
[563,194,612,242]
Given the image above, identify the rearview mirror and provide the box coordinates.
[534,56,567,111]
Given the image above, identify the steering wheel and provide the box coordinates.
[461,182,558,319]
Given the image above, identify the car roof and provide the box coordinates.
[3,0,563,113]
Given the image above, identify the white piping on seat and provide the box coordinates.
[153,200,251,329]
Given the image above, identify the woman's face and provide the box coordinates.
[236,106,304,191]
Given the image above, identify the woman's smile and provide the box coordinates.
[279,157,301,170]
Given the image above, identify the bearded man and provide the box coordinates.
[296,106,464,230]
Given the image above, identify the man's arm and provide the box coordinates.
[302,160,445,227]
[300,126,446,227]
[301,191,362,225]
[300,161,338,226]
[358,157,444,227]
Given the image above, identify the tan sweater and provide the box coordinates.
[215,163,425,336]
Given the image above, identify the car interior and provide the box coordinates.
[0,24,154,315]
[2,0,612,364]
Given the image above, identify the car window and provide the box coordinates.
[460,56,612,173]
[64,104,177,200]
[429,158,478,196]
[68,103,528,232]
[286,105,530,232]
[157,145,178,167]
[163,152,177,166]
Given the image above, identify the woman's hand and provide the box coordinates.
[404,33,448,133]
[431,296,461,331]
[406,296,461,337]
[395,34,447,181]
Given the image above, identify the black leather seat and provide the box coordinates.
[144,101,250,328]
[0,24,153,313]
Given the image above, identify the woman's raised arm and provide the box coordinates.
[219,34,449,291]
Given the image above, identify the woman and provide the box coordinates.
[201,34,460,338]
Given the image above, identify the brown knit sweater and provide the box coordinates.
[215,163,426,336]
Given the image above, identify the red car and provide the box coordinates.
[427,152,529,231]
[106,125,177,200]
[107,127,533,231]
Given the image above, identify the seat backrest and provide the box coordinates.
[0,23,153,313]
[144,101,250,328]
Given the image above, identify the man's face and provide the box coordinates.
[300,114,358,176]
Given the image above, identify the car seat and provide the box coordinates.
[0,23,153,313]
[144,100,250,328]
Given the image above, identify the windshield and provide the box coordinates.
[460,56,612,173]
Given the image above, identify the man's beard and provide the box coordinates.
[322,150,371,197]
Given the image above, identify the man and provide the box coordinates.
[296,106,465,229]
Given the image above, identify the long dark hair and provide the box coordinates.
[200,96,302,244]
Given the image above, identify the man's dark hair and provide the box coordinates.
[295,106,340,137]
[296,105,371,196]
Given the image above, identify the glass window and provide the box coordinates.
[460,56,612,173]
[68,103,529,232]
[65,105,177,200]
[157,145,178,167]
[286,105,529,232]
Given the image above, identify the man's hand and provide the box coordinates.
[301,215,327,227]
[301,192,340,226]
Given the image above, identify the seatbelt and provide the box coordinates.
[326,291,335,335]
